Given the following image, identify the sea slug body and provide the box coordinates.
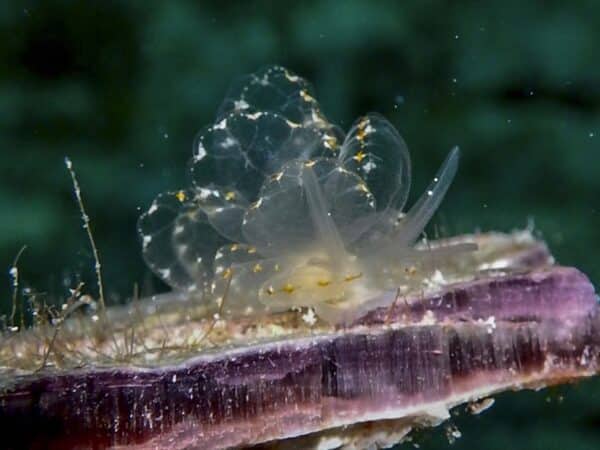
[138,66,474,324]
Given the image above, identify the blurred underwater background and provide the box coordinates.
[1,1,599,448]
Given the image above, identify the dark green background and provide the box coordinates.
[1,1,599,448]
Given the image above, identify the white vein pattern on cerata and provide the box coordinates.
[138,66,471,325]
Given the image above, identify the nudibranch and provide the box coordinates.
[138,65,474,324]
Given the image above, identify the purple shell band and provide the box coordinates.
[0,264,598,449]
[359,266,597,325]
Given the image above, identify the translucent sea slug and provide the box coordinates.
[138,66,474,324]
